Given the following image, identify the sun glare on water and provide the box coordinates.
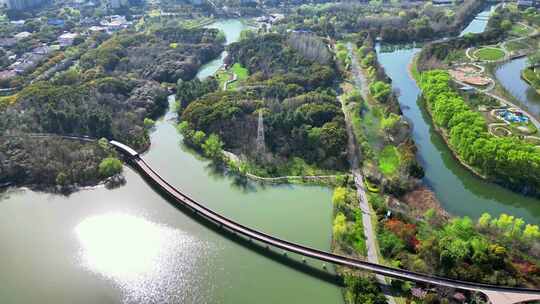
[75,213,217,303]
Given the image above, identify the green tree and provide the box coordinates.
[98,157,123,177]
[202,134,224,161]
[144,118,155,129]
[56,172,68,186]
[523,224,540,241]
[192,130,206,147]
[333,213,347,241]
[501,20,512,31]
[344,274,387,304]
[369,81,392,103]
[332,187,347,207]
[478,213,492,228]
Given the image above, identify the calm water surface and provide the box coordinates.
[0,20,343,304]
[460,4,495,36]
[495,57,540,120]
[196,19,249,79]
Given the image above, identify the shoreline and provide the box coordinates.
[521,68,540,95]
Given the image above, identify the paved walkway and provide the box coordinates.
[341,43,396,303]
[453,78,540,131]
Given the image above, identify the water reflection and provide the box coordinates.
[75,213,216,303]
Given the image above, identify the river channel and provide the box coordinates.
[377,8,540,224]
[0,19,343,304]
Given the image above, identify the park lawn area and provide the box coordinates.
[475,47,505,61]
[378,145,400,176]
[231,63,248,80]
[510,24,529,37]
[228,63,249,90]
[505,40,529,52]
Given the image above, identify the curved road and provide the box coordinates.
[110,140,540,304]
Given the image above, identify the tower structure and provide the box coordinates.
[256,110,265,156]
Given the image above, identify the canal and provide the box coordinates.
[377,8,540,224]
[0,20,343,304]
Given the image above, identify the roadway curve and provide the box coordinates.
[111,141,540,304]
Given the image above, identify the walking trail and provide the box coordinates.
[338,43,397,304]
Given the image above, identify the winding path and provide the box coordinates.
[109,139,540,304]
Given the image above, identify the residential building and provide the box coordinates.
[14,31,31,40]
[58,32,78,47]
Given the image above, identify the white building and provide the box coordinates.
[58,32,79,47]
[14,31,31,40]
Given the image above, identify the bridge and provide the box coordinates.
[109,140,540,304]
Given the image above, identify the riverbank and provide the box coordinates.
[521,67,540,95]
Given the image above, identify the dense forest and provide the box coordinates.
[419,70,540,196]
[276,0,486,43]
[80,26,224,83]
[369,189,540,289]
[0,24,224,189]
[179,33,348,175]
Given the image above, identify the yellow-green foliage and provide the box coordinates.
[332,187,347,207]
[333,213,347,240]
[378,145,400,176]
[478,212,540,242]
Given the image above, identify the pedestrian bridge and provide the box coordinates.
[110,140,540,304]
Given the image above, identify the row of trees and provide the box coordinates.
[419,70,540,195]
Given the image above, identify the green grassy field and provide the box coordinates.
[505,40,529,52]
[226,63,248,90]
[378,145,400,176]
[231,63,248,80]
[510,24,529,37]
[475,47,505,61]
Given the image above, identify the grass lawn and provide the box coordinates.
[378,145,400,176]
[215,70,232,89]
[231,63,248,80]
[510,24,529,37]
[475,47,505,61]
[505,40,529,52]
[228,63,248,90]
